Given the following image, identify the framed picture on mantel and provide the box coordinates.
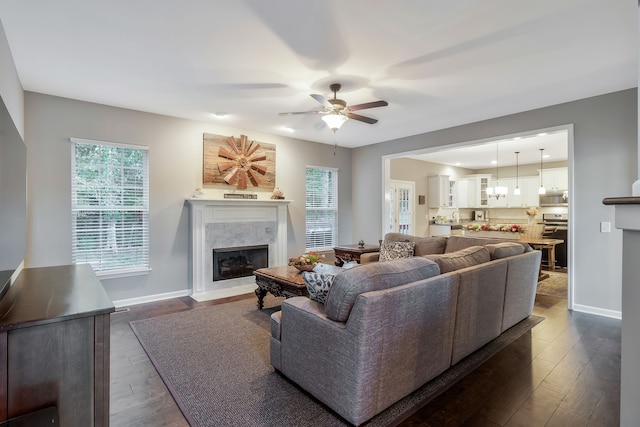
[203,133,276,191]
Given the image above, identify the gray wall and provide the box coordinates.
[353,89,637,315]
[24,92,352,303]
[0,20,23,137]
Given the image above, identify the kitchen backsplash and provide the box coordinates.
[429,206,569,225]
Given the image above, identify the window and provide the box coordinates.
[305,166,338,251]
[71,137,149,276]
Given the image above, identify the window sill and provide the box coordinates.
[95,267,151,280]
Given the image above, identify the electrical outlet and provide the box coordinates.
[600,221,611,233]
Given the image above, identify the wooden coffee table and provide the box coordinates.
[254,264,342,309]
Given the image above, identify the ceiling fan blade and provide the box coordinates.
[279,110,325,116]
[348,100,388,111]
[310,94,333,109]
[346,113,378,124]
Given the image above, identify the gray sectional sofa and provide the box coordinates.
[269,235,541,426]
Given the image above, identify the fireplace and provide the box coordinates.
[213,245,268,281]
[187,198,290,297]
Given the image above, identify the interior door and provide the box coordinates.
[388,180,415,235]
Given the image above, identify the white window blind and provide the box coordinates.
[71,138,149,275]
[305,166,338,251]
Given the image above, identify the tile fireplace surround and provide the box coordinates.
[187,198,290,299]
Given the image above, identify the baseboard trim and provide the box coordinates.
[112,289,191,309]
[190,284,256,302]
[572,303,621,320]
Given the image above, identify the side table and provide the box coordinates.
[333,244,380,266]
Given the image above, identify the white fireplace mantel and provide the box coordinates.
[187,198,291,298]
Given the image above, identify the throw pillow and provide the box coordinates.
[302,272,335,304]
[383,233,447,256]
[484,242,526,260]
[379,241,416,262]
[424,246,490,273]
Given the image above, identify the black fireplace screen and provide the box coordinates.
[213,245,268,281]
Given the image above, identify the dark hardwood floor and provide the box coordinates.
[110,281,620,426]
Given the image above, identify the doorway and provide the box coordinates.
[388,180,415,235]
[381,124,574,309]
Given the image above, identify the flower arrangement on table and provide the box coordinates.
[466,223,522,233]
[289,251,324,271]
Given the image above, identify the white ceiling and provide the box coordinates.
[406,129,568,169]
[0,1,636,148]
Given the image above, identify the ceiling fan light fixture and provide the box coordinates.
[322,113,348,132]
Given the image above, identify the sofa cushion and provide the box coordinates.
[445,235,530,254]
[324,257,440,322]
[384,233,447,256]
[379,240,415,262]
[424,246,490,273]
[484,242,526,260]
[302,272,335,304]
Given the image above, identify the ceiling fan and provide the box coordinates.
[279,83,388,132]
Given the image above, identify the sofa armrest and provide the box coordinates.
[359,252,380,263]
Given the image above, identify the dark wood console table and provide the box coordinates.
[0,264,114,426]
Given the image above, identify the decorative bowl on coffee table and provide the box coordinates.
[293,264,315,272]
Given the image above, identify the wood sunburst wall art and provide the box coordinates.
[203,133,276,190]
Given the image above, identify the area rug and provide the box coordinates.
[536,270,568,298]
[130,297,543,427]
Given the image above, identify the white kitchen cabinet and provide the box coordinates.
[507,176,540,208]
[460,174,491,208]
[541,167,568,191]
[486,176,540,208]
[456,178,469,208]
[522,176,541,207]
[428,175,455,208]
[429,224,451,236]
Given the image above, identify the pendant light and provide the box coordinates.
[513,151,521,196]
[487,142,508,199]
[538,148,546,195]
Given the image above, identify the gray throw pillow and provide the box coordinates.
[302,272,335,304]
[424,246,490,273]
[379,240,416,262]
[484,242,526,259]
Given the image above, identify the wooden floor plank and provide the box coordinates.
[109,278,621,427]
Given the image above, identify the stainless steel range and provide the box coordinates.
[541,213,568,268]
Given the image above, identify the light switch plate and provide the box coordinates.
[600,221,611,233]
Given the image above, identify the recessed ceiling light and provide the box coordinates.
[282,126,294,133]
[543,154,550,159]
[455,162,461,166]
[491,160,497,165]
[212,112,227,118]
[537,132,548,137]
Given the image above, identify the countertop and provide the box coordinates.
[429,221,464,230]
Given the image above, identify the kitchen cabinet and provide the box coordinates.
[507,176,540,208]
[458,174,490,208]
[521,176,541,207]
[456,178,470,208]
[429,224,451,236]
[428,175,455,208]
[541,167,568,191]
